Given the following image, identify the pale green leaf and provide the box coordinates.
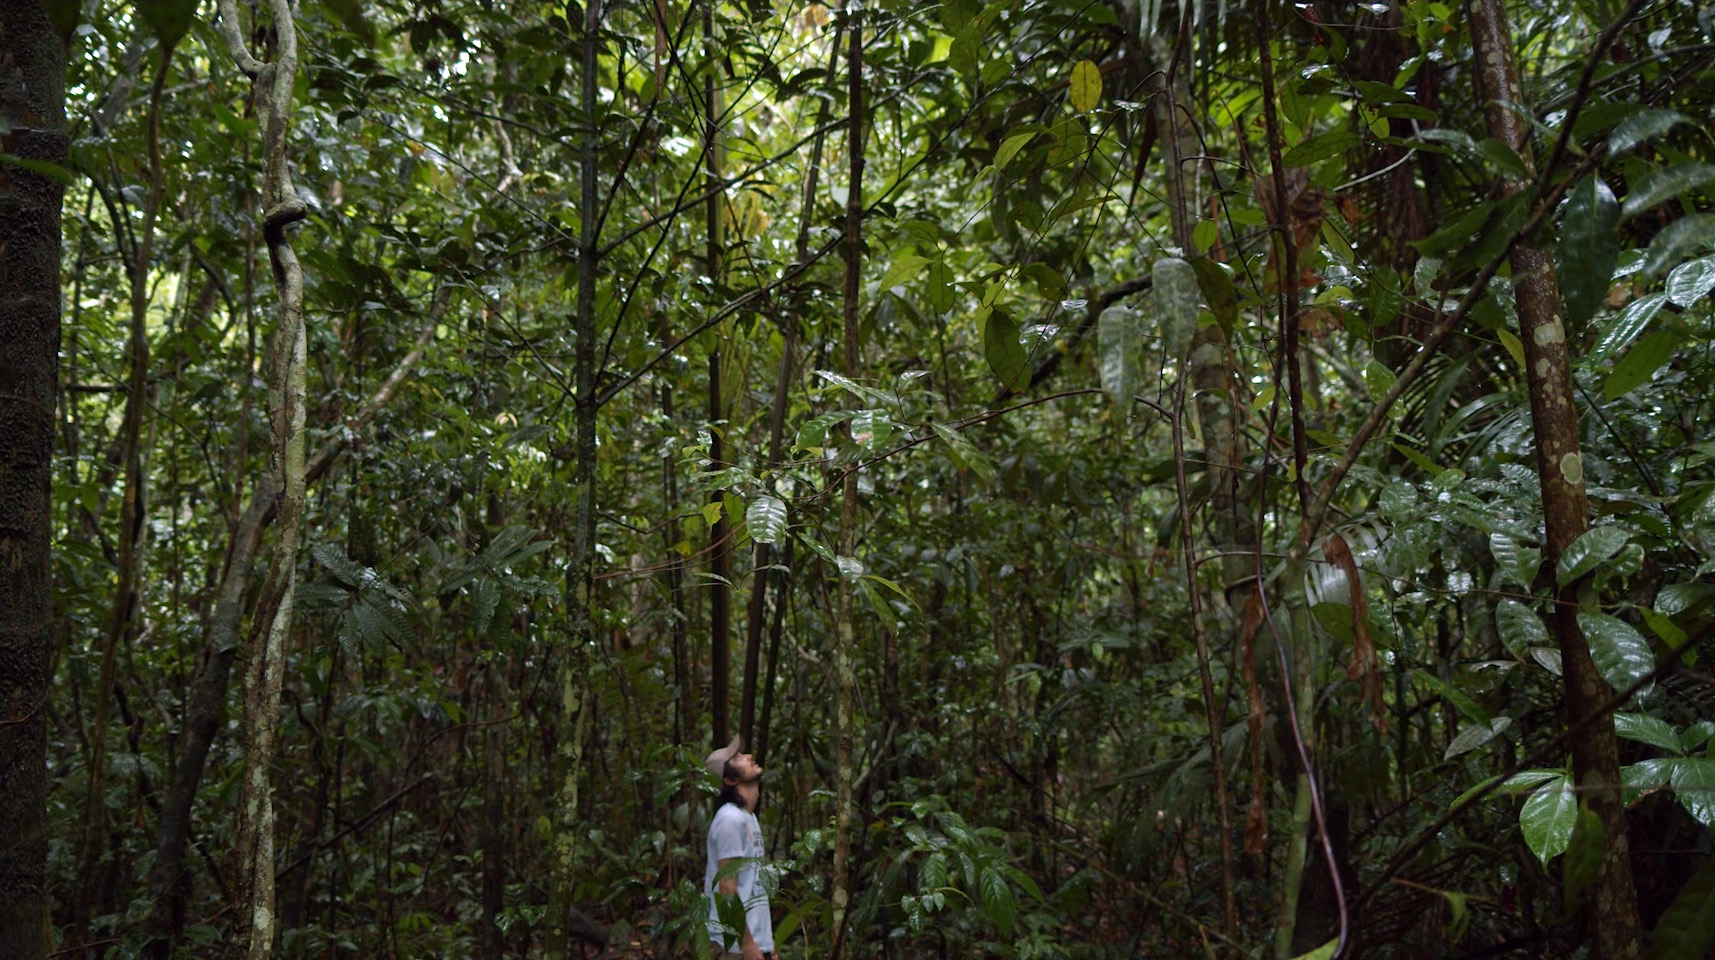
[1097,306,1140,407]
[1153,257,1200,362]
[745,495,788,545]
[1069,59,1102,113]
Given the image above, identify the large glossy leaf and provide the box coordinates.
[1578,611,1656,694]
[982,310,1031,392]
[1614,712,1683,755]
[1557,527,1629,586]
[1446,717,1512,760]
[1520,775,1577,865]
[1610,109,1688,155]
[1153,257,1200,362]
[745,495,787,544]
[1670,757,1715,826]
[1496,599,1550,657]
[1097,306,1140,407]
[1603,330,1683,399]
[1645,853,1715,960]
[1558,175,1620,332]
[1589,292,1668,362]
[1623,162,1715,219]
[1489,533,1541,589]
[1643,214,1715,276]
[1666,256,1715,307]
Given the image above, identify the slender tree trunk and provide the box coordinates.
[73,41,172,944]
[0,6,66,959]
[1467,2,1641,955]
[548,0,603,955]
[705,1,732,748]
[1154,22,1239,943]
[828,12,863,960]
[481,666,508,960]
[213,3,309,958]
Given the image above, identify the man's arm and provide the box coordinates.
[716,857,763,960]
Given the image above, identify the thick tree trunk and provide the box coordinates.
[1466,2,1641,956]
[0,6,66,959]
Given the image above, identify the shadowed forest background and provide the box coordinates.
[2,0,1714,958]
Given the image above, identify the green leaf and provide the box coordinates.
[1497,328,1526,367]
[1562,803,1606,916]
[1502,768,1566,793]
[1282,130,1360,167]
[1069,59,1102,113]
[1153,257,1199,362]
[1412,669,1489,725]
[1578,611,1656,694]
[1666,257,1715,307]
[1609,109,1688,156]
[745,495,787,545]
[982,310,1031,392]
[1643,214,1715,276]
[931,422,994,479]
[1192,219,1219,254]
[1490,533,1541,589]
[1496,599,1550,657]
[1558,175,1620,333]
[1519,775,1576,865]
[1645,852,1715,960]
[1097,306,1140,407]
[139,0,198,45]
[979,866,1017,935]
[879,254,932,291]
[1623,163,1715,219]
[1191,257,1238,328]
[1615,713,1683,755]
[925,261,956,315]
[1590,293,1668,362]
[1603,330,1682,400]
[1557,526,1629,587]
[1363,358,1397,403]
[1477,138,1531,181]
[1286,941,1339,960]
[1670,757,1715,826]
[0,154,74,184]
[1446,717,1511,760]
[994,131,1038,170]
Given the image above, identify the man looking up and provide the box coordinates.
[704,735,774,960]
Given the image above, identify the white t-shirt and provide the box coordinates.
[704,802,774,953]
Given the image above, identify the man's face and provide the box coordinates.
[728,752,764,783]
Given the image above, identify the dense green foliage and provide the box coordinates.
[35,0,1715,958]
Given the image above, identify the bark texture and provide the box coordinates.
[1467,1,1641,956]
[0,6,65,959]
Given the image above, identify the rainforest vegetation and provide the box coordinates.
[1,0,1714,958]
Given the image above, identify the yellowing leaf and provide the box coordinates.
[1069,59,1101,113]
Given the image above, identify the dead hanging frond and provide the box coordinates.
[1324,533,1388,734]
